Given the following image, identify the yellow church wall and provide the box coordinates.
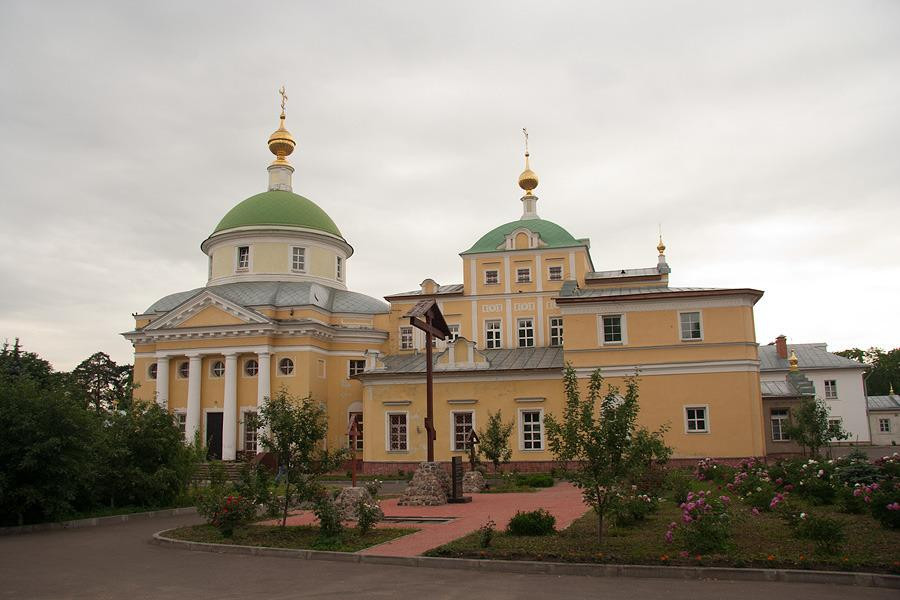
[133,356,156,403]
[250,242,288,273]
[178,305,246,328]
[210,246,233,280]
[308,245,338,279]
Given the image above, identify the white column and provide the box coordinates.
[186,354,202,445]
[257,350,271,450]
[222,353,238,461]
[156,357,169,409]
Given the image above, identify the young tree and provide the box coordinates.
[782,396,850,457]
[251,390,348,527]
[545,365,671,543]
[70,352,133,413]
[477,409,513,474]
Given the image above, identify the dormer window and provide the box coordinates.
[516,268,531,283]
[336,256,343,280]
[292,247,306,272]
[236,246,250,271]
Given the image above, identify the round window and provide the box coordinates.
[178,361,189,378]
[245,359,259,376]
[148,363,158,380]
[279,357,294,375]
[211,360,225,377]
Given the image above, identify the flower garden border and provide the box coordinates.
[151,528,899,589]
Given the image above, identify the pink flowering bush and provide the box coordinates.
[838,482,878,514]
[664,490,731,554]
[695,458,735,484]
[611,488,659,527]
[197,492,257,537]
[870,481,900,529]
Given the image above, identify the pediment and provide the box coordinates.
[435,337,490,370]
[500,227,548,251]
[144,290,271,331]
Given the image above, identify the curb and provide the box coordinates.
[151,530,900,589]
[0,507,198,537]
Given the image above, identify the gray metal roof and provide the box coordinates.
[758,343,864,372]
[559,286,723,298]
[867,395,900,411]
[144,281,389,315]
[386,283,464,297]
[373,346,564,375]
[761,381,796,397]
[586,267,663,279]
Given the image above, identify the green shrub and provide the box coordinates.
[234,462,275,515]
[314,493,344,540]
[793,512,846,555]
[478,518,496,547]
[196,490,257,537]
[355,497,382,536]
[507,508,556,536]
[740,480,777,511]
[665,469,695,504]
[834,458,881,486]
[666,491,731,554]
[695,458,735,483]
[515,473,554,488]
[836,486,868,514]
[870,485,900,529]
[612,493,657,527]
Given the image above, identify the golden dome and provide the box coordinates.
[518,153,539,196]
[657,234,666,254]
[789,349,799,371]
[268,115,295,164]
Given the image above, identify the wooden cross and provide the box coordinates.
[347,414,360,487]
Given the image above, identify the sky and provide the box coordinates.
[1,1,898,371]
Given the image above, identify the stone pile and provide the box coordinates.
[334,486,382,520]
[397,462,450,506]
[462,470,485,493]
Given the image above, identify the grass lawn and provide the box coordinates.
[427,482,900,575]
[167,523,416,552]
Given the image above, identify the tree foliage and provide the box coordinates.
[250,389,348,527]
[545,365,671,542]
[782,396,850,457]
[70,351,133,413]
[836,347,900,396]
[477,409,513,473]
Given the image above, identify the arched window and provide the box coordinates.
[279,357,294,375]
[148,363,158,380]
[245,359,259,376]
[177,361,189,378]
[211,360,225,377]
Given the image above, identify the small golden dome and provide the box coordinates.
[789,349,799,371]
[518,153,539,196]
[268,115,295,163]
[657,235,666,254]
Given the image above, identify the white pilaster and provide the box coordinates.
[156,358,169,409]
[223,353,238,461]
[186,355,202,445]
[257,351,271,450]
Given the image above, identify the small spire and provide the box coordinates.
[657,226,666,255]
[789,349,799,372]
[267,86,296,192]
[518,128,539,196]
[656,226,670,274]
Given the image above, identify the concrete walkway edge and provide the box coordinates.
[0,507,198,536]
[151,530,900,589]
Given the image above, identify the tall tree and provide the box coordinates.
[782,396,849,457]
[477,409,513,473]
[836,347,900,396]
[545,365,671,542]
[0,338,55,385]
[70,352,133,413]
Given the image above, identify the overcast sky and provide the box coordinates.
[1,1,898,371]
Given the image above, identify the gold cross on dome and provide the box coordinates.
[279,85,288,115]
[522,127,530,155]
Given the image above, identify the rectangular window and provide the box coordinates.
[685,406,708,432]
[517,318,534,348]
[771,409,791,441]
[175,412,187,440]
[548,265,563,281]
[243,411,257,452]
[828,418,842,438]
[336,256,343,280]
[516,267,531,283]
[348,412,363,451]
[521,410,543,450]
[879,418,891,433]
[602,315,623,343]
[317,359,326,378]
[549,316,564,347]
[485,320,502,349]
[388,413,408,451]
[400,326,414,350]
[824,380,838,399]
[348,359,366,377]
[237,246,250,270]
[453,412,474,452]
[680,311,702,340]
[448,324,460,341]
[291,247,306,272]
[484,269,499,285]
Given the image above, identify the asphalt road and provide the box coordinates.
[0,513,895,599]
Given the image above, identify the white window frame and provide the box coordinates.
[770,408,791,442]
[236,246,250,272]
[241,408,258,452]
[519,407,544,451]
[291,246,306,273]
[517,317,535,348]
[516,267,531,284]
[243,358,259,378]
[335,256,343,281]
[824,380,838,400]
[547,265,563,281]
[447,324,460,342]
[549,316,564,347]
[684,405,710,433]
[277,357,295,377]
[599,313,626,345]
[679,311,703,341]
[348,359,366,377]
[450,410,475,452]
[174,410,187,441]
[878,418,891,433]
[399,326,414,350]
[485,320,502,349]
[147,363,158,380]
[386,411,409,452]
[176,361,190,379]
[210,360,225,378]
[484,269,500,286]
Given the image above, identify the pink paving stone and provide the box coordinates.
[265,482,590,557]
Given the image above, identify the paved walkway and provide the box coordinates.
[1,512,896,599]
[270,482,589,556]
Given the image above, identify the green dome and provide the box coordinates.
[212,190,343,238]
[462,218,582,254]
